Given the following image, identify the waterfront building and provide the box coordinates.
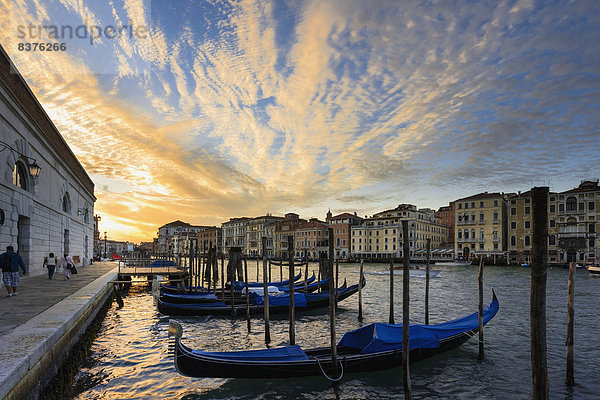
[245,214,285,256]
[156,220,208,255]
[170,231,198,261]
[294,219,329,260]
[435,202,455,246]
[553,180,599,265]
[197,226,222,254]
[351,204,449,260]
[326,211,363,259]
[222,217,250,252]
[454,193,508,261]
[0,45,95,276]
[273,213,306,258]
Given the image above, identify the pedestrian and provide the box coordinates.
[1,245,27,297]
[60,253,74,280]
[43,252,58,279]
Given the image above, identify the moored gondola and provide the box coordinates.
[170,291,498,379]
[158,279,360,316]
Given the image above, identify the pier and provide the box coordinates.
[0,262,118,399]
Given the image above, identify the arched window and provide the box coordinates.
[510,236,516,246]
[566,196,577,212]
[62,193,71,214]
[12,161,28,190]
[525,235,531,246]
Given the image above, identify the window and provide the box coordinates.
[471,202,475,208]
[12,161,28,190]
[458,230,462,239]
[511,208,517,215]
[525,198,530,204]
[511,221,516,229]
[579,203,585,211]
[525,235,530,246]
[549,235,555,246]
[559,203,564,212]
[590,238,595,248]
[590,224,596,234]
[458,203,462,209]
[493,212,499,222]
[550,220,555,228]
[524,207,530,214]
[566,196,577,212]
[511,200,516,205]
[465,203,469,209]
[525,221,531,229]
[494,200,498,207]
[589,202,595,211]
[510,236,516,246]
[62,193,72,214]
[550,204,555,213]
[480,201,484,208]
[479,243,484,250]
[479,213,484,222]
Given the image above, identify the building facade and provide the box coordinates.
[156,220,207,255]
[0,46,95,276]
[294,219,328,260]
[326,211,363,259]
[553,180,599,265]
[222,217,250,252]
[454,193,508,261]
[197,226,222,254]
[273,213,306,259]
[245,215,284,256]
[435,202,455,246]
[351,204,449,260]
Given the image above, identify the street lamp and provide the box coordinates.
[0,140,41,177]
[104,231,107,259]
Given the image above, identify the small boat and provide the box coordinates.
[169,291,499,378]
[159,271,304,295]
[160,277,330,304]
[521,263,529,268]
[588,265,600,275]
[434,261,469,267]
[158,279,362,316]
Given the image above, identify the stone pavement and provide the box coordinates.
[0,262,118,336]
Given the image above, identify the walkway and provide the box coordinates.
[0,262,117,336]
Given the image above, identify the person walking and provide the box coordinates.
[60,253,74,280]
[1,246,27,297]
[43,252,58,279]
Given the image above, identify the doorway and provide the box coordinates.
[17,215,30,267]
[64,229,70,255]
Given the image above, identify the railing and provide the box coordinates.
[118,258,186,275]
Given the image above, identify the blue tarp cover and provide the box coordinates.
[192,345,309,361]
[148,260,178,267]
[249,292,308,307]
[338,296,499,354]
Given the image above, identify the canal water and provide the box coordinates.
[71,263,599,399]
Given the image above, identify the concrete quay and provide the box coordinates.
[0,262,119,399]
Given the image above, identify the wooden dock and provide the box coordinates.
[116,259,188,280]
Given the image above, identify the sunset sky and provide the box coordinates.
[1,0,599,242]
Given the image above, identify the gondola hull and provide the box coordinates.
[158,280,358,316]
[171,292,499,379]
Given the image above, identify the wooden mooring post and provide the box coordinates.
[288,235,296,345]
[566,261,575,386]
[328,227,338,378]
[358,257,363,321]
[244,255,251,332]
[220,252,225,301]
[257,257,260,282]
[478,257,484,360]
[425,238,430,325]
[389,257,395,324]
[531,186,549,399]
[262,237,271,345]
[402,219,411,399]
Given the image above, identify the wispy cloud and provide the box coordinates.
[1,0,599,241]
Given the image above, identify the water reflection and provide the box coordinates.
[71,263,599,399]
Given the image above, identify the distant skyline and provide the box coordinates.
[1,0,599,242]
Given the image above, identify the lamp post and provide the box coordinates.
[104,231,107,259]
